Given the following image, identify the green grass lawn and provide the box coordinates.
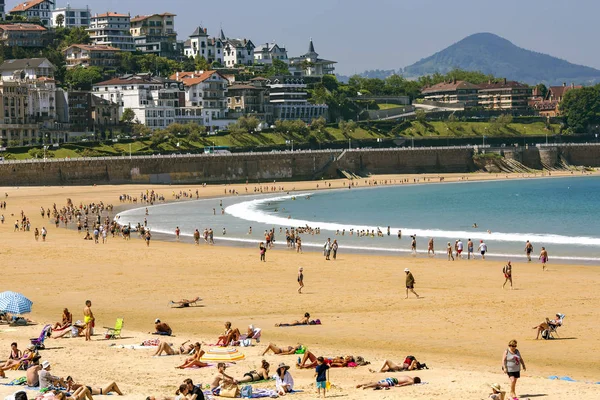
[376,103,406,110]
[404,121,559,137]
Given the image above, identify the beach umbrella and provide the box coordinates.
[200,347,245,362]
[0,291,33,315]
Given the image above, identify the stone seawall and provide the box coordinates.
[0,144,598,186]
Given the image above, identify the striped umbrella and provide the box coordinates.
[0,291,33,315]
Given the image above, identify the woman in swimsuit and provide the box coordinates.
[262,343,303,356]
[153,341,194,356]
[66,376,123,396]
[237,360,270,383]
[275,312,310,327]
[53,308,72,330]
[1,346,36,371]
[56,388,93,400]
[176,343,208,369]
[216,322,241,346]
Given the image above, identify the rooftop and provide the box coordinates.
[10,0,46,13]
[95,74,176,86]
[65,44,121,52]
[130,13,176,23]
[0,23,47,31]
[170,70,226,86]
[0,58,54,71]
[92,12,130,19]
[477,80,529,90]
[421,80,479,94]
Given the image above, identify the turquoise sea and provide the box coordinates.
[116,176,600,264]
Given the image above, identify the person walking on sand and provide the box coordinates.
[524,240,533,262]
[446,242,454,261]
[175,226,180,241]
[502,339,526,400]
[41,227,47,242]
[83,300,94,342]
[456,239,463,259]
[193,229,200,245]
[144,230,151,247]
[467,238,474,260]
[332,240,338,260]
[539,247,548,271]
[502,261,513,289]
[427,238,434,257]
[297,267,304,294]
[259,242,266,262]
[404,268,420,299]
[324,238,332,260]
[478,240,487,260]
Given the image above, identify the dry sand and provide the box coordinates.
[0,171,599,400]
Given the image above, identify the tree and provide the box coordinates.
[534,83,548,99]
[415,109,426,123]
[55,14,64,28]
[263,59,290,77]
[560,86,600,133]
[194,55,210,71]
[65,66,102,90]
[310,116,327,131]
[321,75,339,92]
[121,108,136,124]
[211,61,223,69]
[230,115,260,134]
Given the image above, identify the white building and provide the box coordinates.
[267,77,328,122]
[254,43,288,65]
[51,5,91,28]
[289,39,336,77]
[87,11,134,52]
[9,0,55,27]
[92,74,185,129]
[171,70,229,129]
[223,37,255,67]
[183,27,224,65]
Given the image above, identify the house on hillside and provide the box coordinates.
[9,0,55,26]
[420,80,479,109]
[0,23,48,47]
[87,12,134,52]
[51,5,91,28]
[477,79,532,111]
[530,82,582,117]
[223,37,255,67]
[227,78,272,122]
[130,12,178,58]
[64,44,121,69]
[254,43,288,65]
[267,76,328,122]
[289,39,336,77]
[183,26,224,65]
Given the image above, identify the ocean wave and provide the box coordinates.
[224,193,600,247]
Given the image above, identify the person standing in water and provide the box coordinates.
[467,239,474,260]
[502,261,513,289]
[539,247,548,271]
[297,267,304,294]
[427,238,435,257]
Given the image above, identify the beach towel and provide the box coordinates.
[548,376,577,382]
[2,377,26,386]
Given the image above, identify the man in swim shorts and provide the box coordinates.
[83,300,94,342]
[356,375,420,389]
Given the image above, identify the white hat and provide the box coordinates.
[41,361,51,369]
[490,383,501,392]
[249,324,254,330]
[155,318,160,323]
[404,268,410,272]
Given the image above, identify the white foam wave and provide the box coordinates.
[224,193,600,247]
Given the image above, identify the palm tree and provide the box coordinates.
[55,14,64,28]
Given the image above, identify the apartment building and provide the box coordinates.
[64,44,121,68]
[93,73,185,129]
[289,39,336,77]
[421,80,480,109]
[254,43,288,65]
[130,12,178,58]
[0,80,39,146]
[227,80,272,122]
[267,77,327,122]
[9,0,55,26]
[51,5,91,28]
[171,70,229,128]
[68,91,119,133]
[0,0,6,20]
[223,37,255,67]
[477,79,532,111]
[0,23,48,47]
[87,12,134,52]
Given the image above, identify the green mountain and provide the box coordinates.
[403,32,600,85]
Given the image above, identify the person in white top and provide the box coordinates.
[478,240,488,260]
[457,240,464,259]
[273,363,294,395]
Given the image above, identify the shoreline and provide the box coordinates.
[0,171,599,400]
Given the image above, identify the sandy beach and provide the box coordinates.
[1,171,599,400]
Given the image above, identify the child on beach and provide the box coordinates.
[315,356,329,398]
[259,242,266,262]
[447,242,454,261]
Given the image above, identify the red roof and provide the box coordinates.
[547,84,582,100]
[0,23,47,31]
[131,13,176,23]
[66,44,121,52]
[10,0,46,13]
[170,70,226,86]
[93,12,130,18]
[421,80,478,94]
[477,80,529,90]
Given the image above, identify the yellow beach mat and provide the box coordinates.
[200,347,245,361]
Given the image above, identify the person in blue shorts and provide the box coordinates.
[315,356,329,397]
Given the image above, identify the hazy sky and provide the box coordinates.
[38,0,600,74]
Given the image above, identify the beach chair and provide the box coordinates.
[103,317,124,339]
[30,324,52,350]
[542,314,565,340]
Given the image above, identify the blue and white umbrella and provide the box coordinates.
[0,291,33,315]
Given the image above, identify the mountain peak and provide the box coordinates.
[403,33,600,85]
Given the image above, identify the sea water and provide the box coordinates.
[116,176,600,264]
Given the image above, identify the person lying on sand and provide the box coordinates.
[297,352,359,369]
[153,340,194,356]
[369,356,425,373]
[52,322,86,339]
[53,388,93,400]
[216,321,240,346]
[66,376,123,395]
[237,359,270,383]
[356,375,421,389]
[0,312,34,326]
[275,312,315,327]
[176,343,208,369]
[262,343,304,356]
[169,297,201,308]
[52,308,72,330]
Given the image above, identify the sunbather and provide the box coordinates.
[52,322,85,339]
[26,356,42,386]
[0,312,34,326]
[153,341,194,356]
[53,388,93,400]
[216,322,240,346]
[52,308,72,330]
[176,343,208,369]
[66,376,124,395]
[153,319,172,336]
[262,343,303,356]
[275,312,311,327]
[237,359,270,383]
[532,314,562,339]
[1,345,37,371]
[370,356,423,373]
[355,375,421,389]
[297,351,356,369]
[174,383,197,400]
[169,297,201,308]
